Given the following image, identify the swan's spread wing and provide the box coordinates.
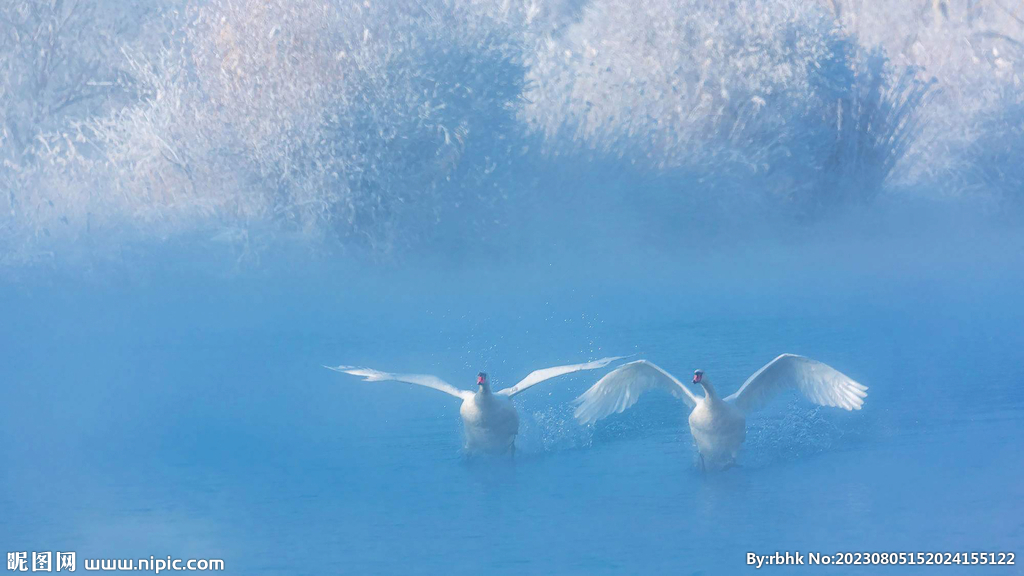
[572,360,698,425]
[496,356,625,397]
[724,354,867,414]
[324,365,472,400]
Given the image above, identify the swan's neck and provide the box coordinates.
[477,383,491,396]
[699,380,719,400]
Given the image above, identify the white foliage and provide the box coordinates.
[523,0,930,213]
[1,0,1020,270]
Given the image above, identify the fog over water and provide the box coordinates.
[2,0,1023,574]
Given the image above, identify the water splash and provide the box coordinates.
[742,400,856,468]
[516,405,595,454]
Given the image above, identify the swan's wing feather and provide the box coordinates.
[497,356,626,397]
[324,365,471,400]
[724,354,868,414]
[572,360,698,425]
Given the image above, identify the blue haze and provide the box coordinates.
[2,1,1024,574]
[3,228,1023,574]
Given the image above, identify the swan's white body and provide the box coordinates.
[687,391,747,468]
[459,389,520,453]
[573,354,867,469]
[326,356,622,455]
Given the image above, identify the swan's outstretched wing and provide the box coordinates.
[572,360,698,425]
[724,354,867,414]
[496,356,626,397]
[324,365,472,400]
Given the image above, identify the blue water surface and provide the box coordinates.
[2,236,1022,575]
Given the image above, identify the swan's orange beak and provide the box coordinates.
[692,370,703,384]
[477,373,487,385]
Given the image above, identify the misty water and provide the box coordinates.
[3,0,1024,574]
[3,222,1023,574]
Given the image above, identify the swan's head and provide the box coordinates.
[477,372,489,391]
[693,369,717,397]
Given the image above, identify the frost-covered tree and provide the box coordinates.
[818,0,1024,195]
[523,0,928,214]
[0,0,176,265]
[1,0,111,166]
[960,90,1024,211]
[24,0,532,257]
[1,0,1018,272]
[183,0,530,248]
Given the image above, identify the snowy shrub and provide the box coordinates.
[959,90,1024,210]
[784,48,930,213]
[523,0,929,215]
[64,0,531,254]
[2,0,1020,272]
[0,0,171,265]
[0,0,125,166]
[80,43,244,229]
[822,0,1024,192]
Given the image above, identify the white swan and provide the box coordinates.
[326,356,623,455]
[573,354,867,470]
